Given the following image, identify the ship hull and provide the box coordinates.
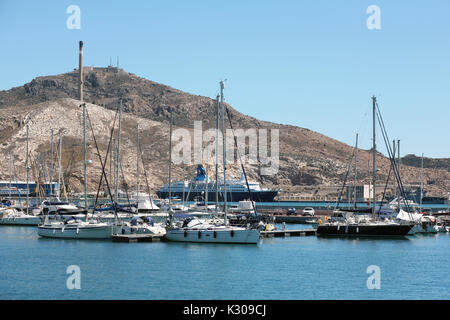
[37,224,116,239]
[165,228,260,244]
[0,216,41,226]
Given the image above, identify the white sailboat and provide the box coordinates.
[131,125,160,212]
[38,99,117,239]
[166,217,259,243]
[38,216,115,239]
[116,215,166,236]
[37,54,121,240]
[130,192,159,212]
[165,82,260,244]
[0,207,41,226]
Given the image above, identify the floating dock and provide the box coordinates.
[111,233,165,243]
[260,229,316,237]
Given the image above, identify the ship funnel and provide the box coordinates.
[78,40,84,102]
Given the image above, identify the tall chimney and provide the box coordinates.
[78,41,84,102]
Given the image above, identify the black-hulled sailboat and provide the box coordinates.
[316,96,414,237]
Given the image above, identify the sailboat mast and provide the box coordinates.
[353,133,358,208]
[9,152,12,199]
[397,139,401,209]
[215,94,220,212]
[136,124,140,198]
[392,140,396,204]
[372,96,377,218]
[50,129,54,197]
[420,153,423,211]
[205,163,209,212]
[114,100,123,204]
[58,135,62,199]
[220,81,228,224]
[83,103,88,210]
[168,111,173,210]
[26,124,29,214]
[111,138,115,196]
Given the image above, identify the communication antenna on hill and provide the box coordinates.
[117,56,119,69]
[110,57,112,67]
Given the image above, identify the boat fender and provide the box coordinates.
[319,219,322,225]
[184,230,188,238]
[213,231,217,238]
[198,231,201,239]
[265,224,269,231]
[231,230,234,237]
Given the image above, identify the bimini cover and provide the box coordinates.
[236,212,262,219]
[396,209,422,222]
[141,216,154,226]
[130,216,143,226]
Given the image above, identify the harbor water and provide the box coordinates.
[0,225,449,300]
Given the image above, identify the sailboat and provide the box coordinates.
[37,47,119,240]
[38,101,116,239]
[317,96,414,237]
[116,215,166,236]
[165,81,260,244]
[111,124,166,235]
[0,151,42,226]
[393,154,439,234]
[129,192,159,212]
[37,215,115,239]
[126,126,160,213]
[0,207,42,226]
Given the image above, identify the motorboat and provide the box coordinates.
[40,199,84,215]
[228,200,256,214]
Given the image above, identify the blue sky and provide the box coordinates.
[1,0,449,158]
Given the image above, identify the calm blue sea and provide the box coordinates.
[0,225,449,300]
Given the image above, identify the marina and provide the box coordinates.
[1,1,450,303]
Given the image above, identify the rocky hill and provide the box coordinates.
[0,67,448,198]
